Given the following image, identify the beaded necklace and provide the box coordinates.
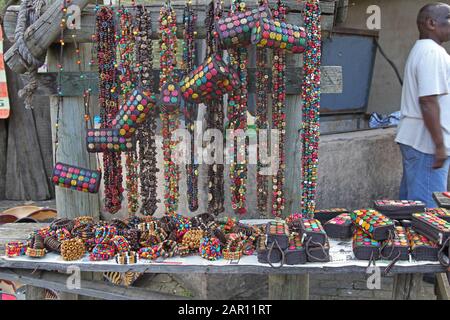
[227,0,248,215]
[182,0,199,212]
[271,0,286,217]
[117,6,139,215]
[135,5,159,216]
[256,0,270,216]
[301,0,321,216]
[160,1,180,215]
[96,6,123,214]
[206,0,225,215]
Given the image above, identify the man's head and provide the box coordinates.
[417,3,450,43]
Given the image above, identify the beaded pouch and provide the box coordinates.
[215,6,272,48]
[407,227,439,261]
[284,233,306,265]
[313,208,349,225]
[179,54,239,104]
[373,199,425,220]
[86,128,136,153]
[306,238,330,263]
[324,213,353,239]
[352,228,380,261]
[112,89,157,138]
[257,234,283,265]
[159,82,182,113]
[432,192,450,209]
[412,213,450,245]
[52,162,101,193]
[426,208,450,223]
[251,18,307,54]
[380,226,409,261]
[298,218,327,246]
[266,220,289,250]
[351,209,395,241]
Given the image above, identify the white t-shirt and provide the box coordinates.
[395,39,450,154]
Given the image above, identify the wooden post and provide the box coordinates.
[4,0,91,73]
[268,274,309,299]
[392,274,423,300]
[435,273,450,300]
[25,285,46,300]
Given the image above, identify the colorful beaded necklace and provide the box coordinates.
[300,0,321,216]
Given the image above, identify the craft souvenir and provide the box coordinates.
[112,89,157,138]
[52,162,102,194]
[86,128,136,153]
[61,238,85,261]
[159,82,182,113]
[324,213,353,239]
[298,218,327,246]
[26,234,46,258]
[199,237,222,261]
[380,226,409,261]
[215,6,272,48]
[257,234,283,265]
[306,239,330,263]
[313,208,349,225]
[432,192,450,209]
[426,208,450,223]
[115,251,138,264]
[90,243,115,261]
[251,18,307,53]
[373,199,425,220]
[352,228,381,261]
[222,233,243,260]
[284,233,306,265]
[44,237,62,253]
[412,212,450,245]
[179,54,239,103]
[351,209,395,241]
[407,227,439,261]
[5,241,27,257]
[266,220,289,250]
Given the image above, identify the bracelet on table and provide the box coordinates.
[138,246,160,260]
[241,240,255,256]
[28,234,45,250]
[181,229,204,250]
[36,227,52,239]
[177,245,191,257]
[44,236,62,253]
[158,240,178,259]
[26,247,46,258]
[50,218,74,232]
[114,251,138,264]
[199,237,222,261]
[94,225,117,244]
[6,241,27,257]
[56,227,72,241]
[72,223,94,241]
[61,238,85,261]
[74,216,95,227]
[90,243,115,261]
[138,221,158,232]
[223,237,243,260]
[110,235,130,253]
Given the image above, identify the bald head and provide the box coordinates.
[417,2,450,43]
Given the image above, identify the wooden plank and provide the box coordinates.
[269,274,309,299]
[335,0,349,24]
[392,274,423,300]
[26,66,343,97]
[4,1,337,44]
[0,268,188,300]
[435,272,450,300]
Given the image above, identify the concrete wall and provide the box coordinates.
[339,0,450,115]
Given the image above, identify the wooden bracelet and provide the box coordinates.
[26,247,46,258]
[61,238,85,261]
[114,251,138,264]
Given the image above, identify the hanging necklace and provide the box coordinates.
[182,0,199,212]
[227,0,248,215]
[160,1,180,216]
[256,0,270,216]
[117,6,139,215]
[206,0,225,215]
[301,0,321,217]
[135,5,159,216]
[271,0,286,217]
[96,6,123,214]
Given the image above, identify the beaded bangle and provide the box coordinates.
[36,227,52,239]
[158,240,178,259]
[90,243,115,261]
[223,237,243,260]
[138,246,160,260]
[29,234,45,250]
[181,229,204,250]
[50,218,74,231]
[199,237,222,261]
[94,225,117,244]
[177,245,191,257]
[5,241,27,257]
[72,223,94,241]
[44,236,62,253]
[110,235,130,253]
[138,221,159,232]
[74,216,95,227]
[56,227,72,241]
[61,238,85,261]
[115,251,138,264]
[26,247,46,258]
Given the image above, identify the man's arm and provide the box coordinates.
[419,95,447,168]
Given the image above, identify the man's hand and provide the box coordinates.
[434,144,448,168]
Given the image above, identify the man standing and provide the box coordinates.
[396,2,450,208]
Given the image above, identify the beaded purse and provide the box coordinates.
[257,234,283,265]
[251,18,307,54]
[179,54,239,104]
[159,82,182,113]
[324,213,353,239]
[215,6,272,48]
[407,227,439,261]
[351,209,395,241]
[298,218,327,246]
[86,128,136,153]
[380,226,409,261]
[426,208,450,223]
[352,228,381,261]
[284,233,306,265]
[306,239,330,263]
[313,208,349,225]
[52,162,102,193]
[373,199,425,220]
[411,213,450,245]
[266,220,290,250]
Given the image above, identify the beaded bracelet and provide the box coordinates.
[138,221,159,232]
[5,241,27,257]
[177,245,191,257]
[50,218,74,232]
[115,251,138,264]
[199,237,222,261]
[56,227,72,241]
[94,225,117,244]
[223,237,243,260]
[74,216,95,227]
[26,247,46,258]
[138,246,160,260]
[72,223,94,241]
[110,235,130,253]
[29,234,45,250]
[90,243,115,261]
[61,238,85,261]
[158,240,178,259]
[36,227,52,239]
[181,229,204,250]
[44,236,62,253]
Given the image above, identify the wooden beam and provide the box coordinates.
[4,1,336,44]
[435,273,450,300]
[0,268,188,300]
[22,66,343,97]
[392,274,423,300]
[268,274,309,299]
